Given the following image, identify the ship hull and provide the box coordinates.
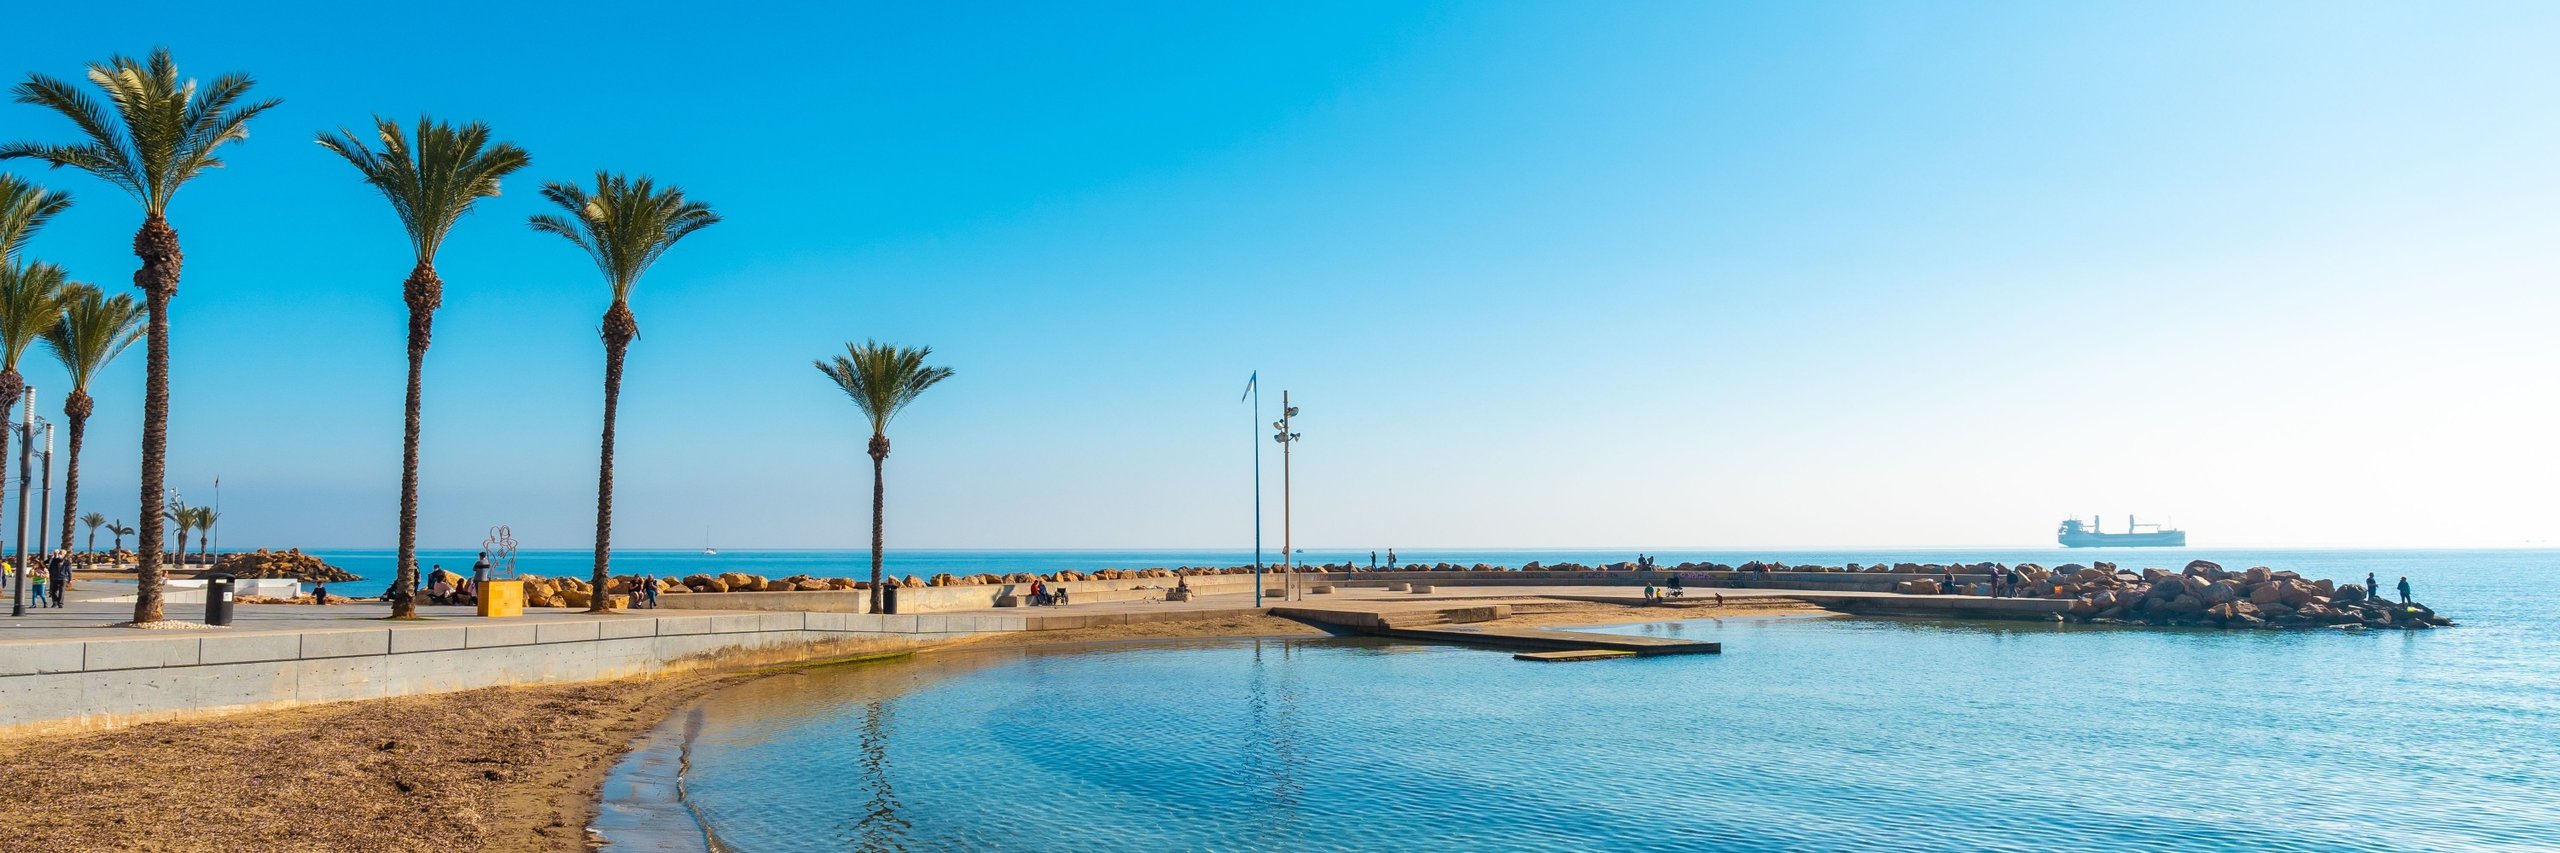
[2058,530,2187,548]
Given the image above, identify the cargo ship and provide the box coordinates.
[2057,515,2186,548]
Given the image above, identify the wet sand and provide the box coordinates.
[0,596,1815,851]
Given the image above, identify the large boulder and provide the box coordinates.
[2248,583,2285,606]
[1895,579,1942,595]
[2334,583,2368,603]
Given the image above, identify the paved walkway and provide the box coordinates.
[0,580,691,645]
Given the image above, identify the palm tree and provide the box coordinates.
[816,341,954,614]
[191,506,216,567]
[81,512,105,553]
[3,48,280,623]
[107,519,132,552]
[529,172,717,613]
[0,174,72,264]
[0,261,68,522]
[45,283,143,557]
[319,117,529,619]
[164,500,192,567]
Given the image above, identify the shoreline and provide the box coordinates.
[0,597,1818,852]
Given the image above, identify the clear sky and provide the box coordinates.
[2,1,2554,551]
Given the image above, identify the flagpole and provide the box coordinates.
[1246,372,1262,608]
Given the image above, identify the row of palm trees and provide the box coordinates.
[0,174,146,583]
[4,48,956,622]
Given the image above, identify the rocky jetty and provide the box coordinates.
[2025,559,2450,630]
[210,549,362,583]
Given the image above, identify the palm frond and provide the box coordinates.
[4,48,274,216]
[816,340,955,435]
[0,174,74,263]
[0,261,69,370]
[321,115,529,261]
[43,281,143,391]
[530,171,718,299]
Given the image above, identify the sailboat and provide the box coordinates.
[702,527,718,557]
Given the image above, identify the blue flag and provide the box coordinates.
[1240,371,1257,401]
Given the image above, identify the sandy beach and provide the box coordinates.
[0,597,1819,852]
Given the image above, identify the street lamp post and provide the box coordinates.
[1271,392,1301,601]
[32,417,51,558]
[1242,372,1262,607]
[36,420,53,559]
[10,386,32,617]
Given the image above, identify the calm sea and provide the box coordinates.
[622,548,2557,852]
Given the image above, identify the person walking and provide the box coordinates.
[1369,551,1377,571]
[1387,549,1397,570]
[47,550,71,608]
[2396,576,2412,606]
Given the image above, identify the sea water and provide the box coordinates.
[623,549,2556,852]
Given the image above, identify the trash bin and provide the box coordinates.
[882,584,900,615]
[201,572,236,626]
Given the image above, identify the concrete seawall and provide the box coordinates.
[0,611,1012,736]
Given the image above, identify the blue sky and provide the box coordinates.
[2,1,2554,550]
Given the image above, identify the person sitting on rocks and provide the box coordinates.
[429,574,455,605]
[313,582,330,605]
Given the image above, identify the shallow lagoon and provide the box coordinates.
[628,551,2558,852]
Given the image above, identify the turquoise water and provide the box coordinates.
[643,549,2557,852]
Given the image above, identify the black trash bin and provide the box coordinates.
[882,584,900,615]
[201,572,237,626]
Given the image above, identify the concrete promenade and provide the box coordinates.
[0,597,1009,735]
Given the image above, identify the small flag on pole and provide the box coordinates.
[1240,371,1257,401]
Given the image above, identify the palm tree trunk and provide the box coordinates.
[0,372,18,570]
[869,434,888,614]
[592,301,637,613]
[134,216,180,625]
[392,264,439,619]
[59,393,89,559]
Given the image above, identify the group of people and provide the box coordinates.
[2368,572,2413,605]
[1642,572,1686,602]
[1,550,75,608]
[382,551,511,607]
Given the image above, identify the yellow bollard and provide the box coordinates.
[478,580,525,618]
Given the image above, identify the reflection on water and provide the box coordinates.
[847,701,909,853]
[643,552,2559,853]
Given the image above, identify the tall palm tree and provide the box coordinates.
[319,117,529,619]
[107,519,132,552]
[45,283,143,557]
[0,174,72,264]
[3,48,280,623]
[81,512,105,553]
[164,500,192,567]
[0,261,68,526]
[816,341,954,614]
[530,172,717,613]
